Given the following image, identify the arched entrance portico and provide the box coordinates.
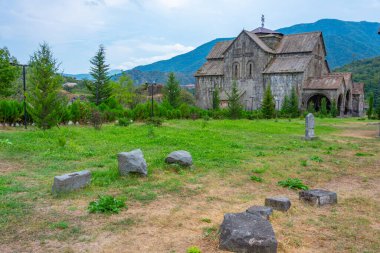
[344,90,351,115]
[307,94,331,112]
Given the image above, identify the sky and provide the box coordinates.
[1,0,380,74]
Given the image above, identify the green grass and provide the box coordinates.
[278,178,309,190]
[0,118,379,251]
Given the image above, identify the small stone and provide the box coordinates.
[299,189,337,206]
[52,170,91,193]
[68,121,74,125]
[265,196,291,211]
[118,149,147,176]
[246,206,273,220]
[165,150,192,166]
[219,212,277,253]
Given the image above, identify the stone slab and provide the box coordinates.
[299,189,337,206]
[265,196,291,212]
[219,212,277,253]
[52,170,91,193]
[246,206,273,220]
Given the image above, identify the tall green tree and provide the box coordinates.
[261,85,275,119]
[164,72,181,108]
[281,94,291,117]
[0,47,19,97]
[227,81,242,119]
[212,85,220,110]
[27,42,65,129]
[110,73,136,108]
[330,99,338,117]
[367,92,374,119]
[88,45,111,105]
[289,87,299,117]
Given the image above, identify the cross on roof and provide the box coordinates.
[261,14,265,28]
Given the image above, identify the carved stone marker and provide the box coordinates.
[219,212,277,253]
[52,170,91,193]
[265,196,291,212]
[299,189,337,206]
[118,149,147,176]
[246,206,273,220]
[305,113,317,140]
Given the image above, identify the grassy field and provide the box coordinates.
[0,118,379,252]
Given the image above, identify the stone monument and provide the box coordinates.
[305,113,317,140]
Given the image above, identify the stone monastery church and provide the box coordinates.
[195,24,365,117]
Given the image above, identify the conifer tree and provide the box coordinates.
[212,85,220,110]
[88,45,111,105]
[261,85,275,119]
[227,81,242,119]
[289,87,299,117]
[281,94,291,117]
[27,42,65,129]
[375,103,380,120]
[330,99,338,117]
[164,72,181,108]
[367,92,374,119]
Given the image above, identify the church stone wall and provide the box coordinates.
[195,75,224,109]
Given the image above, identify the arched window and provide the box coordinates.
[247,62,253,78]
[232,62,240,79]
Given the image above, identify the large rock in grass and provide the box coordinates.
[52,170,91,193]
[265,196,291,212]
[299,189,337,206]
[165,150,192,166]
[219,212,277,253]
[118,149,147,176]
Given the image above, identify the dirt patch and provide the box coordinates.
[0,161,21,173]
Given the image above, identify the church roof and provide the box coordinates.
[194,60,224,76]
[329,72,352,86]
[245,31,276,53]
[304,75,345,90]
[276,32,322,54]
[207,41,233,60]
[353,82,364,94]
[251,27,283,35]
[263,55,313,74]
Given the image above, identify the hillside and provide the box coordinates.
[334,56,380,105]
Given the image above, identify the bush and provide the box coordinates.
[187,246,201,253]
[88,195,126,214]
[90,108,103,129]
[118,117,133,126]
[0,99,23,125]
[278,178,309,190]
[146,117,163,127]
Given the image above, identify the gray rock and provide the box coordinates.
[165,150,192,166]
[246,206,273,220]
[68,121,74,125]
[52,170,91,193]
[265,196,291,212]
[219,212,277,253]
[305,113,317,140]
[118,149,147,176]
[299,189,337,206]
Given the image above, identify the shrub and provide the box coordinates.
[187,246,201,253]
[90,108,103,129]
[0,99,23,125]
[278,178,309,190]
[88,195,126,214]
[146,117,163,127]
[118,117,133,127]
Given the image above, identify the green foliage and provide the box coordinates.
[118,117,133,127]
[307,101,315,113]
[187,246,201,253]
[0,47,19,97]
[0,100,23,124]
[88,195,126,214]
[330,99,338,118]
[57,137,66,147]
[180,89,196,106]
[227,81,242,119]
[310,155,323,163]
[88,45,112,105]
[90,108,103,129]
[376,103,380,120]
[27,42,65,130]
[367,92,374,119]
[250,175,263,182]
[261,85,275,119]
[201,218,211,223]
[320,98,328,116]
[212,86,220,110]
[110,73,138,108]
[146,117,163,127]
[68,100,92,124]
[278,178,309,190]
[164,72,181,108]
[252,165,268,174]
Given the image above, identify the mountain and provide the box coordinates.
[64,69,124,81]
[334,56,380,105]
